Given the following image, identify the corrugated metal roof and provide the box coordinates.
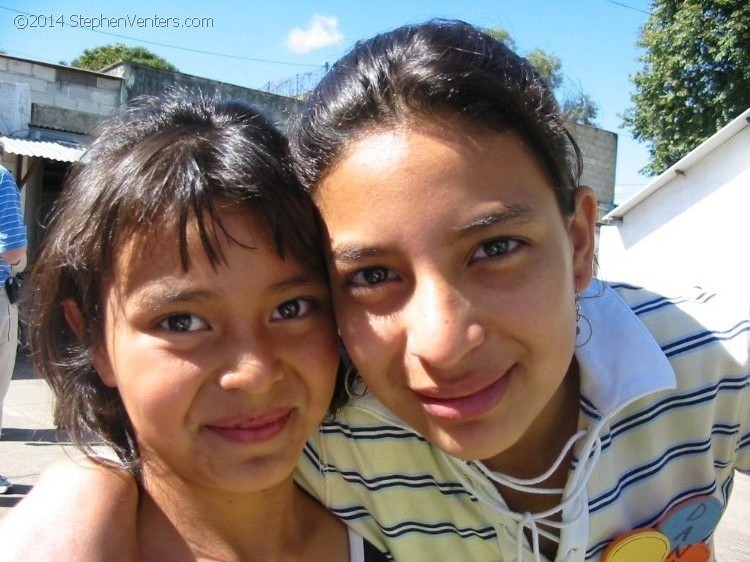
[0,136,86,163]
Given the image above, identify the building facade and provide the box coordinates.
[1,53,616,259]
[598,108,750,298]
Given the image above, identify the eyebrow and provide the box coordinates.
[330,246,382,266]
[130,287,215,309]
[266,273,325,294]
[452,203,534,237]
[129,273,323,308]
[330,203,534,265]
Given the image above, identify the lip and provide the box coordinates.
[206,409,293,444]
[414,371,512,422]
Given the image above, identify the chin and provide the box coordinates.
[427,428,510,463]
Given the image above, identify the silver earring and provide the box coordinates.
[575,291,592,347]
[339,341,365,399]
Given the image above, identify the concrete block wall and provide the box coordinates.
[567,121,617,216]
[0,81,31,135]
[109,63,304,128]
[0,55,122,129]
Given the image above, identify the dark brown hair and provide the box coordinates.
[25,93,347,474]
[293,19,583,214]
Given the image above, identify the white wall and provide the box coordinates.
[598,125,749,298]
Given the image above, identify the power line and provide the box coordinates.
[0,4,322,69]
[604,0,651,16]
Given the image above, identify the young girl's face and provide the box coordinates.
[92,203,339,495]
[314,121,596,469]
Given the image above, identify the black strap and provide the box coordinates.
[4,276,20,304]
[363,538,391,562]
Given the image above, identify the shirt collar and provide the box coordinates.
[575,279,676,418]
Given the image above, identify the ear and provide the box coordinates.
[62,299,118,389]
[568,185,597,291]
[62,299,85,339]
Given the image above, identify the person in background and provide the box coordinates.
[0,141,27,495]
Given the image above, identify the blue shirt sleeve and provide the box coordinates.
[0,166,28,255]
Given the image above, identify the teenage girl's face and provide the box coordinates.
[92,204,338,495]
[315,122,596,469]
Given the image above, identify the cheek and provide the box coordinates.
[508,276,577,364]
[295,323,341,384]
[110,344,196,424]
[337,309,401,384]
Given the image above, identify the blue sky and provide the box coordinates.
[0,0,654,201]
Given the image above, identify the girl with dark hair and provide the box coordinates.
[290,19,748,562]
[4,20,748,562]
[292,17,750,562]
[3,94,387,561]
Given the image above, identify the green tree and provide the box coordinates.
[486,28,598,126]
[623,0,750,175]
[71,44,176,72]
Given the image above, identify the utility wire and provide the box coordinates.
[604,0,651,16]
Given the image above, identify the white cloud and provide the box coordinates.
[286,15,344,54]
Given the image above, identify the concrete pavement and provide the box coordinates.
[0,353,88,512]
[1,353,749,560]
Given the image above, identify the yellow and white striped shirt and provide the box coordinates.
[296,281,749,561]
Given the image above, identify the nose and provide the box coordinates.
[404,274,485,368]
[218,333,283,393]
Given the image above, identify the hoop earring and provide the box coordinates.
[340,341,365,399]
[575,291,593,347]
[343,363,362,399]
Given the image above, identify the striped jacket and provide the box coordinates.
[297,281,749,561]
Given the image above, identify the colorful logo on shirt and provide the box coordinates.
[602,529,670,561]
[603,497,721,562]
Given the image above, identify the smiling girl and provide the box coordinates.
[3,21,748,562]
[3,95,387,562]
[290,19,749,562]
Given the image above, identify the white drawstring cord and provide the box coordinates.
[483,429,589,491]
[448,420,605,561]
[518,512,540,561]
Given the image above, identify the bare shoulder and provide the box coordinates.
[0,457,139,561]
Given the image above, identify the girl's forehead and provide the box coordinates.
[317,123,532,194]
[113,207,272,274]
[320,118,522,184]
[314,122,562,250]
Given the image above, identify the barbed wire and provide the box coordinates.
[260,64,330,99]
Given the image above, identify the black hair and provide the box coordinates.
[293,19,583,214]
[25,93,348,474]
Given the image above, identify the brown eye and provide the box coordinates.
[160,314,207,332]
[473,238,522,260]
[271,299,313,321]
[350,266,396,286]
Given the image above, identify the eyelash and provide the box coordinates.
[343,238,525,291]
[470,237,524,263]
[157,297,316,333]
[347,266,399,288]
[270,298,315,321]
[159,314,208,333]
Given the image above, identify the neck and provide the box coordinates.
[479,362,581,560]
[484,359,581,480]
[137,472,348,562]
